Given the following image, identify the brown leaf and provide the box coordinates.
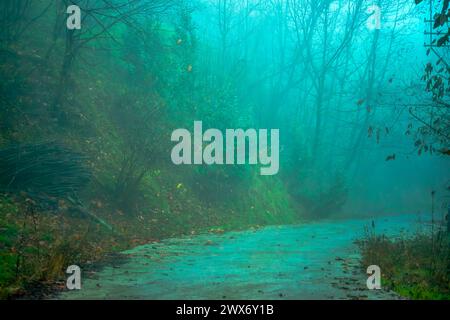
[385,154,396,161]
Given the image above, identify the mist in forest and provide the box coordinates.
[0,0,449,300]
[182,0,449,217]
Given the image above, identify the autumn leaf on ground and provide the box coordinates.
[385,154,396,161]
[367,126,373,138]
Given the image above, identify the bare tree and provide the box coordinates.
[51,0,176,121]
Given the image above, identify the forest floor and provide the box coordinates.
[55,214,424,300]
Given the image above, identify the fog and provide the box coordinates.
[183,0,450,217]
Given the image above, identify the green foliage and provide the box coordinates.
[358,229,450,300]
[0,196,20,297]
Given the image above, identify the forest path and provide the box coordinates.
[58,214,422,300]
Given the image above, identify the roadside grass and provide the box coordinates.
[0,195,124,299]
[0,171,302,299]
[358,223,450,300]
